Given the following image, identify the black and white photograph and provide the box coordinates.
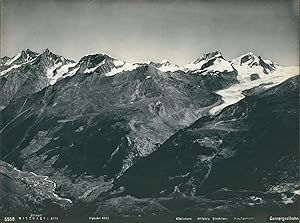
[0,0,299,222]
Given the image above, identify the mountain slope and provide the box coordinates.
[116,75,299,198]
[0,161,71,215]
[0,49,74,110]
[1,49,39,72]
[0,52,238,202]
[0,49,299,219]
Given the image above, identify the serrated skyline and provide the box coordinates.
[1,0,299,66]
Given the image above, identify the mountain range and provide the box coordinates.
[0,49,299,221]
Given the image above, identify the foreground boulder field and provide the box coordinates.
[0,49,299,220]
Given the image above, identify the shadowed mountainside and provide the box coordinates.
[117,75,299,198]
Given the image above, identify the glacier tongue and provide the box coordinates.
[210,66,299,115]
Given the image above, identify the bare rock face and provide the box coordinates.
[0,56,11,66]
[0,49,74,110]
[250,73,260,81]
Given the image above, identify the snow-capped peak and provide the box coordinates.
[184,51,233,73]
[56,52,138,78]
[161,59,171,65]
[155,59,180,72]
[231,52,277,69]
[184,51,223,69]
[194,51,223,64]
[126,59,180,73]
[1,49,40,76]
[79,53,126,74]
[4,49,39,66]
[230,52,278,82]
[39,48,73,62]
[33,49,76,84]
[231,52,260,66]
[42,48,50,54]
[0,48,76,80]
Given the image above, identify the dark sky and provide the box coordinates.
[1,0,299,65]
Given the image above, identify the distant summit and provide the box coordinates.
[231,52,277,72]
[3,49,39,67]
[230,52,278,82]
[184,51,233,74]
[194,51,224,63]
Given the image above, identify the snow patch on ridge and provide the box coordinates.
[106,63,139,76]
[157,59,180,72]
[84,60,106,73]
[113,59,125,67]
[205,58,234,73]
[47,62,77,85]
[184,58,233,74]
[5,52,22,66]
[0,64,22,76]
[47,62,63,83]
